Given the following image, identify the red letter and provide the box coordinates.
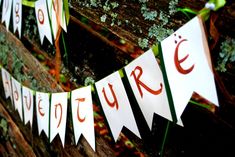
[38,9,44,24]
[38,98,45,116]
[102,83,119,110]
[4,73,10,92]
[24,91,31,110]
[130,66,163,98]
[13,83,19,101]
[75,98,86,123]
[55,103,62,128]
[174,39,195,74]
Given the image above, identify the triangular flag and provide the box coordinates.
[47,0,67,40]
[95,71,141,141]
[11,77,23,121]
[1,0,13,31]
[50,92,68,147]
[71,86,95,151]
[124,49,172,129]
[1,68,13,101]
[22,86,34,128]
[36,91,50,137]
[35,0,53,44]
[13,0,22,38]
[160,16,219,123]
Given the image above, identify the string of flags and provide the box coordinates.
[0,0,219,151]
[1,0,68,43]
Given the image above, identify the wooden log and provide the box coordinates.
[0,102,36,157]
[0,143,8,157]
[70,0,235,48]
[0,24,63,93]
[69,0,206,47]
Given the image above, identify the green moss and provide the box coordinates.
[148,24,174,42]
[84,76,96,86]
[0,116,9,141]
[138,38,149,49]
[100,14,107,22]
[141,4,158,21]
[216,37,235,72]
[169,0,179,15]
[90,0,99,7]
[0,32,42,91]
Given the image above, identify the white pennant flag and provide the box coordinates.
[71,86,95,151]
[1,68,13,101]
[95,71,140,141]
[124,49,172,129]
[36,92,50,137]
[1,0,13,31]
[35,0,53,44]
[160,16,219,123]
[22,86,34,128]
[13,0,22,38]
[11,77,23,121]
[50,92,68,147]
[47,0,67,40]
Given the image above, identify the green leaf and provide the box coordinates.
[199,8,211,21]
[60,74,67,83]
[209,0,226,11]
[22,0,36,8]
[152,44,159,57]
[64,0,70,25]
[118,69,124,78]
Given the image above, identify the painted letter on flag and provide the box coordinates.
[35,0,53,44]
[124,49,172,129]
[71,86,95,151]
[1,68,13,101]
[160,16,219,123]
[95,71,140,141]
[1,0,13,31]
[11,77,23,121]
[50,92,68,146]
[13,0,22,38]
[22,86,34,128]
[36,92,50,137]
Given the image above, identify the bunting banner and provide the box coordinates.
[35,0,53,44]
[124,49,172,129]
[47,0,67,40]
[1,0,13,31]
[22,86,34,128]
[11,77,23,121]
[95,71,141,141]
[13,0,22,38]
[160,16,219,123]
[50,92,68,146]
[0,2,220,148]
[71,86,95,151]
[36,91,50,137]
